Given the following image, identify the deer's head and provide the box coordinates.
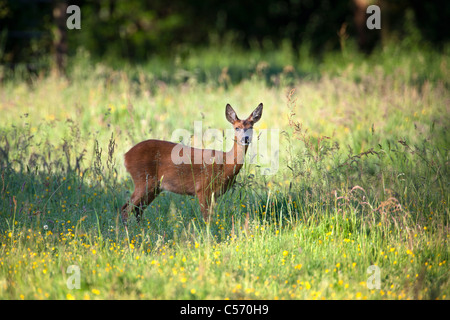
[225,103,263,146]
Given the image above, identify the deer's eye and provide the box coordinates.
[235,127,240,131]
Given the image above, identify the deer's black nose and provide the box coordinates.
[243,136,250,144]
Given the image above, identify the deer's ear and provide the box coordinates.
[225,104,239,124]
[248,103,263,123]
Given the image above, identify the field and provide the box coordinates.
[0,43,449,300]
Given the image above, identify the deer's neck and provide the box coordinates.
[224,139,248,176]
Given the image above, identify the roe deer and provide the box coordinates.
[121,103,263,225]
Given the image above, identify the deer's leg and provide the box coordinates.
[196,191,215,223]
[121,188,144,225]
[120,202,130,225]
[122,176,157,225]
[136,191,158,223]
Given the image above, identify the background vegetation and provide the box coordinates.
[0,0,448,300]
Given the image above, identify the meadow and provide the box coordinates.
[0,42,449,300]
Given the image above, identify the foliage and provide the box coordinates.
[1,0,449,68]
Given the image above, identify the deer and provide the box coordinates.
[121,103,263,225]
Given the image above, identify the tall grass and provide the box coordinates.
[0,43,449,299]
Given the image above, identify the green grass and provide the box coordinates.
[0,43,449,299]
